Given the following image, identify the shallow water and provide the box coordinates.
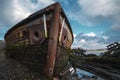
[75,68,105,80]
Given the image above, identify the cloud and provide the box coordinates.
[72,39,107,49]
[0,0,119,46]
[111,24,120,31]
[104,30,120,43]
[79,39,86,43]
[0,0,55,39]
[72,32,108,49]
[0,0,55,26]
[78,0,120,17]
[69,0,120,47]
[67,0,120,28]
[13,0,31,22]
[83,32,96,37]
[102,36,109,41]
[0,1,15,26]
[75,32,98,42]
[73,31,119,50]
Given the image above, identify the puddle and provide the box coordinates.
[75,68,105,80]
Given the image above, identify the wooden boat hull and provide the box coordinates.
[4,2,73,79]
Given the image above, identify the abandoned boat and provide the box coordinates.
[4,2,74,79]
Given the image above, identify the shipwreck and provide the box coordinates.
[4,2,74,79]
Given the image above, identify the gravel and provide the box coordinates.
[0,51,43,80]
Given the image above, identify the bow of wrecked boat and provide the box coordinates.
[2,2,119,80]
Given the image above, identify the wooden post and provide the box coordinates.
[43,14,48,38]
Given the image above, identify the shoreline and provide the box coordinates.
[76,62,120,80]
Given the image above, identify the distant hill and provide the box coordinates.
[86,49,106,52]
[0,40,5,50]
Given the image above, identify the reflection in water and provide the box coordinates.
[70,68,105,80]
[75,68,105,80]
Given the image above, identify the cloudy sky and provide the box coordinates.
[0,0,120,49]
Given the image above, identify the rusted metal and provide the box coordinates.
[44,3,60,78]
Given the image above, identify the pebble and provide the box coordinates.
[0,58,43,80]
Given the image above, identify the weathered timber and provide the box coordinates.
[4,2,74,79]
